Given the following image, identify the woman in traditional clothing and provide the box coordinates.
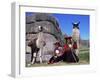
[62,37,79,62]
[48,42,63,64]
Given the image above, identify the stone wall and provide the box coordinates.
[26,13,63,62]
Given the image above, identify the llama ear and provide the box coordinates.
[72,22,74,25]
[78,22,80,25]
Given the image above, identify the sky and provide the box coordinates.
[26,12,90,40]
[52,13,90,40]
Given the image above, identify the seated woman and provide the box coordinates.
[48,42,64,64]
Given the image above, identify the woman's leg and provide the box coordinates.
[48,56,55,63]
[55,56,63,62]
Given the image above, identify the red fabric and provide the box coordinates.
[65,36,72,40]
[63,44,70,52]
[64,44,69,49]
[73,43,77,49]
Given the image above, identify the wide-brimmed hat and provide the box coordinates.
[64,37,72,44]
[53,41,61,46]
[64,36,72,40]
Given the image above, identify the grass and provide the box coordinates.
[26,48,90,67]
[79,51,89,62]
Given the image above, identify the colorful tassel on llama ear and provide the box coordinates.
[72,22,80,29]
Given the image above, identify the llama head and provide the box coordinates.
[72,22,80,29]
[38,26,43,32]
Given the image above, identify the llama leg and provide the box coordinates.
[39,56,42,63]
[31,52,33,62]
[31,52,37,64]
[76,41,79,56]
[39,49,42,63]
[76,49,79,56]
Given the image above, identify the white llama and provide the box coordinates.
[72,22,80,56]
